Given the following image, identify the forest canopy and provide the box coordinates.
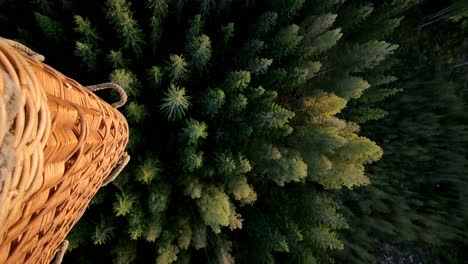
[0,0,466,263]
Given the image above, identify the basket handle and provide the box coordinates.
[101,152,130,187]
[85,82,128,108]
[52,240,68,264]
[0,37,45,61]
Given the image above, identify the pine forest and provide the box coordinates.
[0,0,466,263]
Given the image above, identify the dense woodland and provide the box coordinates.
[0,0,467,263]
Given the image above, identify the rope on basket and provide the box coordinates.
[86,83,128,109]
[52,240,68,264]
[0,70,22,200]
[85,82,130,186]
[101,152,130,186]
[0,37,45,62]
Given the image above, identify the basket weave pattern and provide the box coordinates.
[0,40,129,263]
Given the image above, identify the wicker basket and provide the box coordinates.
[0,39,129,263]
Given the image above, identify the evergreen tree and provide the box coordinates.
[34,12,64,41]
[253,12,278,36]
[165,54,189,83]
[147,0,169,52]
[125,101,147,123]
[196,185,232,234]
[300,13,338,41]
[160,84,191,121]
[73,15,100,45]
[148,65,163,88]
[221,22,235,45]
[135,156,161,184]
[108,50,129,69]
[105,0,144,53]
[186,14,203,41]
[74,41,97,71]
[270,0,305,23]
[109,69,139,97]
[199,88,225,116]
[180,119,208,146]
[186,34,212,70]
[248,57,273,76]
[270,24,303,62]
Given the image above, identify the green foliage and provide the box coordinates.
[74,41,97,71]
[184,179,203,199]
[307,226,344,250]
[180,119,208,146]
[336,2,374,31]
[254,145,308,186]
[254,12,278,36]
[215,152,238,176]
[113,192,136,216]
[221,22,235,44]
[186,14,203,41]
[300,13,338,41]
[227,176,257,205]
[74,15,100,44]
[145,215,163,242]
[214,235,235,264]
[135,157,161,184]
[291,92,383,189]
[156,233,179,264]
[197,185,232,234]
[109,69,139,97]
[165,54,189,83]
[333,41,399,74]
[346,106,388,123]
[34,12,63,41]
[199,88,225,116]
[126,101,147,123]
[160,84,191,121]
[270,0,305,23]
[270,24,303,62]
[92,215,116,245]
[226,93,248,114]
[253,103,295,136]
[66,222,91,251]
[148,66,163,88]
[105,0,144,52]
[147,0,170,50]
[306,28,343,56]
[339,5,468,263]
[148,184,171,214]
[191,220,207,249]
[147,0,169,16]
[108,50,129,69]
[111,238,137,264]
[248,57,273,76]
[186,34,212,70]
[331,76,371,99]
[223,70,251,93]
[239,39,265,65]
[181,146,204,172]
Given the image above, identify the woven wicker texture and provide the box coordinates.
[0,39,129,263]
